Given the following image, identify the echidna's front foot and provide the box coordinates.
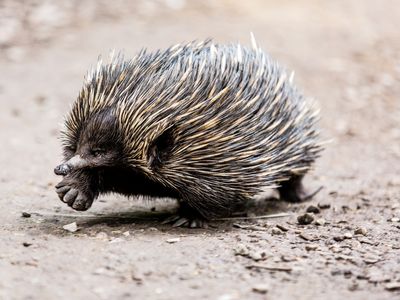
[55,180,93,211]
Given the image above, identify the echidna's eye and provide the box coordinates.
[65,146,76,155]
[90,148,105,157]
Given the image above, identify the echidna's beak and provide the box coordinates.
[54,155,89,176]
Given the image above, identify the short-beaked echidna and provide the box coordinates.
[54,39,323,227]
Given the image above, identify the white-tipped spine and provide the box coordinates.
[210,43,217,61]
[289,71,295,84]
[236,44,242,63]
[250,32,258,51]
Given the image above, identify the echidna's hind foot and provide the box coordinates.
[162,215,208,228]
[162,202,208,228]
[278,175,322,202]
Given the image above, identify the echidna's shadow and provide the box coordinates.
[35,195,292,234]
[79,209,174,227]
[78,196,291,229]
[244,197,292,216]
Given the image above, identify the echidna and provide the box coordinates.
[54,38,323,227]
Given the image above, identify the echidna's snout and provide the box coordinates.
[54,155,90,176]
[54,163,71,176]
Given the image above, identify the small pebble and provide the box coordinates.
[348,281,359,291]
[109,237,124,244]
[252,284,269,294]
[62,222,78,233]
[281,255,297,262]
[390,217,399,222]
[249,251,266,261]
[234,244,249,256]
[276,224,289,232]
[271,227,283,235]
[364,256,380,264]
[368,272,391,283]
[166,238,181,244]
[343,232,353,239]
[122,231,130,237]
[318,202,331,209]
[342,205,351,212]
[95,232,108,240]
[299,232,320,241]
[385,282,400,291]
[306,205,320,214]
[354,227,367,236]
[305,244,319,251]
[333,236,345,242]
[21,212,31,218]
[297,213,314,225]
[315,218,326,226]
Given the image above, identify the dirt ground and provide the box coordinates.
[0,1,399,299]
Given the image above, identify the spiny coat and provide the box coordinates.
[56,39,322,221]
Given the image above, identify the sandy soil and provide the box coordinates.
[0,1,399,299]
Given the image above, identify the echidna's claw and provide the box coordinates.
[189,219,208,228]
[56,185,71,197]
[161,215,180,225]
[302,186,324,201]
[162,214,208,228]
[172,217,189,227]
[63,188,79,205]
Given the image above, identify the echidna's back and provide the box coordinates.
[75,41,321,208]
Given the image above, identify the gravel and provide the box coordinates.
[297,213,315,225]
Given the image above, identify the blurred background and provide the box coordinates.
[0,1,399,299]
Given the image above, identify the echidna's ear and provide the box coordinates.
[147,127,175,170]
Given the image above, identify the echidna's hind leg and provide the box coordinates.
[162,201,208,228]
[278,175,322,202]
